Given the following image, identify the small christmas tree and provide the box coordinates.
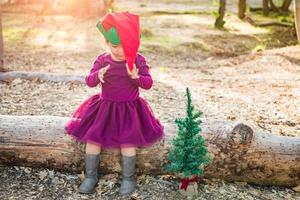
[164,87,212,194]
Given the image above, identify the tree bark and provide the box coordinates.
[215,0,226,29]
[238,0,246,19]
[263,0,269,16]
[0,115,299,187]
[0,71,85,84]
[244,16,293,27]
[281,0,292,12]
[249,0,278,12]
[0,6,4,72]
[296,0,300,44]
[269,0,278,11]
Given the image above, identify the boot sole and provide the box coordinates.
[119,186,137,196]
[78,182,99,194]
[78,189,95,194]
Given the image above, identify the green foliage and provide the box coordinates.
[212,10,219,18]
[163,88,212,178]
[278,15,294,24]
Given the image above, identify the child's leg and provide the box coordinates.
[119,147,136,195]
[79,142,101,194]
[86,142,101,154]
[120,147,136,156]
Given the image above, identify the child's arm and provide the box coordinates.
[131,55,153,90]
[85,54,105,87]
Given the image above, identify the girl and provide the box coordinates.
[64,12,164,196]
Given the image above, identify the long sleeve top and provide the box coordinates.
[85,53,153,101]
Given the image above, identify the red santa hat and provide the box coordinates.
[97,12,140,71]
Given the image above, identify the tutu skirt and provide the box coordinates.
[64,93,164,149]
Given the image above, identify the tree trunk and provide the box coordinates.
[0,115,299,187]
[215,0,226,28]
[281,0,292,12]
[238,0,246,19]
[263,0,269,16]
[269,0,278,11]
[296,0,300,44]
[0,6,3,72]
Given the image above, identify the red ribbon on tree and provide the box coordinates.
[180,176,199,191]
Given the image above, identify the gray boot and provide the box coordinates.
[78,153,100,194]
[119,155,137,195]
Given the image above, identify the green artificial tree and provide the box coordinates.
[164,87,212,193]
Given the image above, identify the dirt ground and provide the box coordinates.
[1,0,300,199]
[2,165,299,200]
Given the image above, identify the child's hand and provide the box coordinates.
[98,65,110,83]
[126,63,139,79]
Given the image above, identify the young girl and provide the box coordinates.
[64,12,164,196]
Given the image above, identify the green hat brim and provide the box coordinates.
[96,20,121,45]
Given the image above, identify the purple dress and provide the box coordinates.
[64,53,164,149]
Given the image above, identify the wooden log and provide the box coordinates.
[0,115,84,172]
[0,115,299,187]
[245,16,293,27]
[0,71,85,84]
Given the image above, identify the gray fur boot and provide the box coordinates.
[78,153,100,194]
[119,155,136,195]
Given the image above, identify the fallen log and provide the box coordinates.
[245,16,293,27]
[0,115,299,187]
[0,71,85,84]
